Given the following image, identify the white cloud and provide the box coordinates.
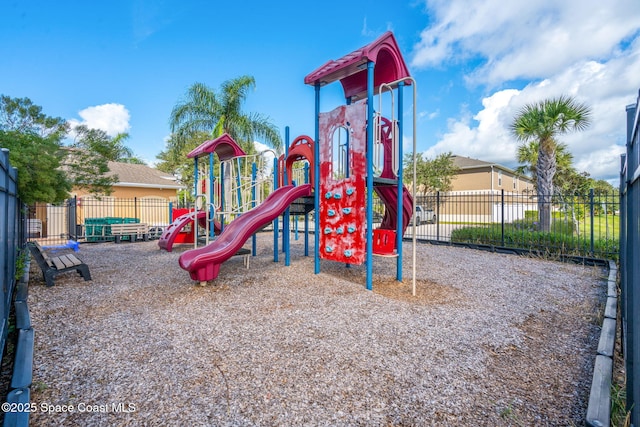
[423,45,640,181]
[419,109,440,120]
[412,0,640,86]
[413,0,640,182]
[424,89,519,165]
[68,103,131,136]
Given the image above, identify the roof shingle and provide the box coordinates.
[106,162,183,189]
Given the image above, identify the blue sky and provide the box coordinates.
[2,0,639,184]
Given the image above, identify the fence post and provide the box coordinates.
[501,189,505,247]
[436,191,440,241]
[74,195,78,240]
[68,196,78,241]
[589,188,595,255]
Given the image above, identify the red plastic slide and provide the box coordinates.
[158,211,221,252]
[179,184,312,282]
[374,184,414,236]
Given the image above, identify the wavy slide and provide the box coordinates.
[179,184,312,283]
[158,211,221,252]
[374,184,414,236]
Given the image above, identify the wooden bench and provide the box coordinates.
[28,242,92,287]
[110,223,149,243]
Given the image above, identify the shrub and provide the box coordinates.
[450,224,618,260]
[511,218,574,235]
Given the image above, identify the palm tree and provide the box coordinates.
[511,95,591,231]
[516,140,574,189]
[169,76,282,154]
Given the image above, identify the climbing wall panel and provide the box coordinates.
[318,103,367,264]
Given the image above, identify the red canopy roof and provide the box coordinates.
[304,31,412,101]
[186,133,246,160]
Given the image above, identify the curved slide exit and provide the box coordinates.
[158,211,221,252]
[374,184,414,236]
[179,184,312,283]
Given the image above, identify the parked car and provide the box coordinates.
[412,206,436,225]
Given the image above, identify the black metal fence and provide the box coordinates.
[0,148,25,365]
[28,196,173,245]
[30,188,620,263]
[408,188,619,261]
[620,90,640,426]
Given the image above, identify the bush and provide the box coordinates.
[511,218,574,235]
[450,224,618,260]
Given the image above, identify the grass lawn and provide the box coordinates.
[578,214,620,241]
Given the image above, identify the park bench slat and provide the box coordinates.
[51,254,80,270]
[28,242,92,287]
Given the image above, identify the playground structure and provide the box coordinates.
[305,31,417,292]
[178,184,311,283]
[170,130,314,283]
[167,31,417,291]
[158,133,276,252]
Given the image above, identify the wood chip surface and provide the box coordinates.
[27,233,606,426]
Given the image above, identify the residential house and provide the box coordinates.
[71,161,183,200]
[72,161,184,231]
[32,162,183,240]
[450,155,534,193]
[417,155,536,223]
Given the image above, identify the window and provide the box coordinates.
[331,125,350,180]
[498,170,502,187]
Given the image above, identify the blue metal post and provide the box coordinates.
[314,83,321,274]
[396,81,404,281]
[365,61,375,291]
[193,157,199,198]
[273,157,279,262]
[284,126,291,266]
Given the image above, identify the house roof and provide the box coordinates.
[451,155,498,169]
[107,161,184,189]
[451,155,531,180]
[304,31,412,101]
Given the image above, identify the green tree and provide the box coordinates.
[169,76,282,154]
[65,125,120,195]
[100,132,146,164]
[0,95,68,138]
[516,141,575,189]
[403,151,459,199]
[156,131,211,201]
[0,96,70,204]
[1,95,143,202]
[0,130,70,204]
[510,95,592,231]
